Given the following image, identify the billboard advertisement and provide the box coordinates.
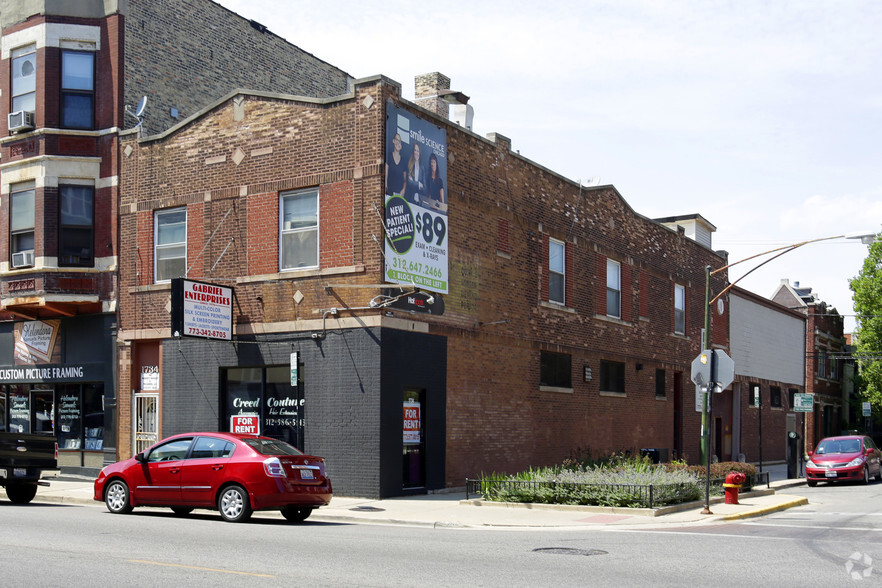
[384,101,449,294]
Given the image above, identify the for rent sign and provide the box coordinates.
[231,415,259,435]
[403,401,421,445]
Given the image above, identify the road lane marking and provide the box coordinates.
[128,559,275,578]
[743,523,882,532]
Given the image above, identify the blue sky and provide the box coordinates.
[217,0,882,332]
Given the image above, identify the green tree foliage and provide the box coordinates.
[850,232,882,407]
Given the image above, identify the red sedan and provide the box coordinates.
[94,433,331,522]
[805,435,882,487]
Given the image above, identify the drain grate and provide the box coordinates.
[533,548,608,556]
[349,506,386,512]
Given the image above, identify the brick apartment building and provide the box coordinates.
[0,0,774,497]
[116,69,734,497]
[0,0,350,473]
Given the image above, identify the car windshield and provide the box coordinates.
[242,437,303,456]
[816,439,861,455]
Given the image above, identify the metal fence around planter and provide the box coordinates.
[466,470,769,509]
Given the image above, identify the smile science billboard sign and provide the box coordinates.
[384,101,449,294]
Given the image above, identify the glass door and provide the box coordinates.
[403,389,425,489]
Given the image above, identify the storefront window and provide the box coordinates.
[83,384,104,450]
[57,387,82,448]
[223,366,303,449]
[8,386,30,434]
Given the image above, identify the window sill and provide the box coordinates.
[539,300,575,314]
[599,390,626,398]
[129,282,171,294]
[655,395,667,401]
[540,385,573,394]
[594,314,633,327]
[238,264,365,284]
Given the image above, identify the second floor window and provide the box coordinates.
[61,50,95,129]
[155,208,186,282]
[11,44,36,113]
[280,189,318,270]
[600,360,625,393]
[607,259,621,318]
[10,185,35,264]
[674,284,686,334]
[59,185,94,267]
[548,238,565,304]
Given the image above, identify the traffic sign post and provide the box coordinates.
[691,346,735,516]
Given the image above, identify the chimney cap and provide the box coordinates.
[438,89,470,105]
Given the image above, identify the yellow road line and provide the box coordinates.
[128,559,275,578]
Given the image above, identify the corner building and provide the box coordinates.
[118,71,732,498]
[0,0,350,474]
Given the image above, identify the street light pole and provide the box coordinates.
[698,231,874,516]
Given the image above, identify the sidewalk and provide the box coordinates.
[29,462,808,529]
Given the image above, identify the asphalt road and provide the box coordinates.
[2,482,880,587]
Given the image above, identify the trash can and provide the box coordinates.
[641,448,660,463]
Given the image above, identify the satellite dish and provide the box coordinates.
[134,96,147,118]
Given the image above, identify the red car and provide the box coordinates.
[805,435,882,487]
[94,433,331,522]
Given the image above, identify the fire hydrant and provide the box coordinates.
[723,471,746,504]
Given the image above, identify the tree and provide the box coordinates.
[850,231,882,407]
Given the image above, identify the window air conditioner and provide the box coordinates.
[11,250,34,268]
[8,110,35,133]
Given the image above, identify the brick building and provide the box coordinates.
[729,286,806,468]
[772,279,848,451]
[0,0,350,473]
[116,70,732,497]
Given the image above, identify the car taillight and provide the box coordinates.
[263,457,285,477]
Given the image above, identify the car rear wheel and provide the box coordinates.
[105,480,133,514]
[5,482,38,504]
[171,507,194,516]
[218,485,252,522]
[281,506,313,522]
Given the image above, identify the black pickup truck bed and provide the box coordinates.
[0,433,57,503]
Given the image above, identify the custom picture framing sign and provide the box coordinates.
[171,278,233,341]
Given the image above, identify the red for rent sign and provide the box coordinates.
[231,415,259,435]
[403,401,420,444]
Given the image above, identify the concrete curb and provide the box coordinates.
[721,496,809,521]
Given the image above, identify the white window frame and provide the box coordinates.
[154,207,187,283]
[280,188,319,271]
[11,44,36,114]
[606,259,621,318]
[674,283,686,335]
[548,238,565,305]
[10,182,35,260]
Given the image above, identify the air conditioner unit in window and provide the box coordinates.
[8,110,35,133]
[11,250,34,268]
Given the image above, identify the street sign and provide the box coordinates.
[290,351,298,386]
[793,393,813,412]
[863,402,872,417]
[690,349,735,391]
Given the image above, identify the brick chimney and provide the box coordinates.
[414,72,451,117]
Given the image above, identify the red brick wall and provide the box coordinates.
[117,78,731,485]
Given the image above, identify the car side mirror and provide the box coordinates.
[135,452,146,463]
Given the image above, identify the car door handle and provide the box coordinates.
[169,468,180,474]
[212,465,224,471]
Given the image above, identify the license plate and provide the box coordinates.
[825,470,838,478]
[300,469,314,480]
[14,468,27,477]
